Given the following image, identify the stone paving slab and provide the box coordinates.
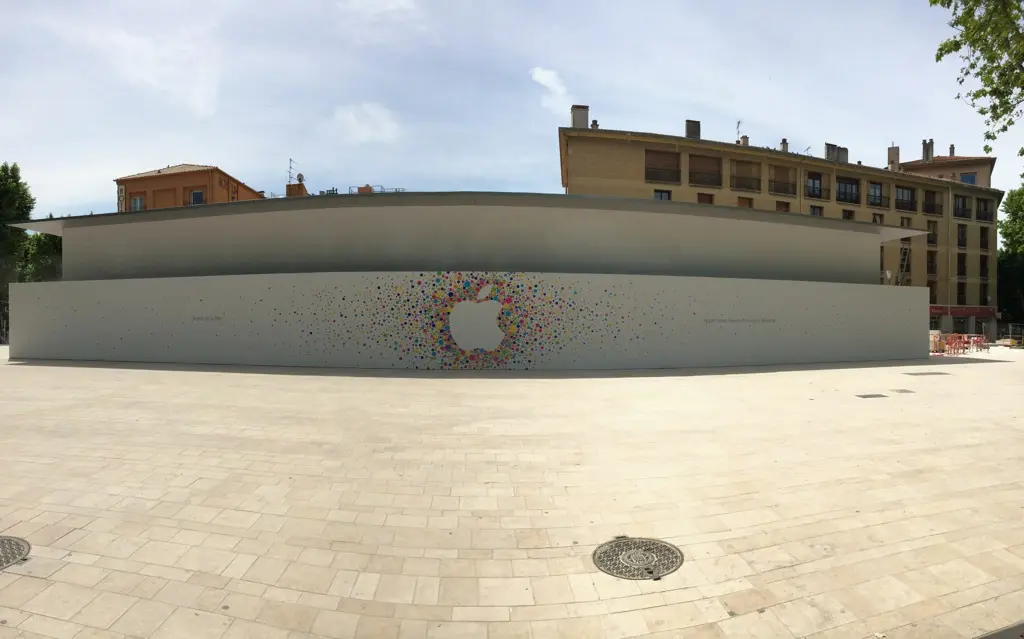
[1,346,1023,638]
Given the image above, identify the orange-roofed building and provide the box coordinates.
[114,164,264,212]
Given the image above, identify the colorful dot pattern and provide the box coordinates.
[373,271,617,370]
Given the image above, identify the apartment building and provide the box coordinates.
[559,106,1004,337]
[115,164,264,212]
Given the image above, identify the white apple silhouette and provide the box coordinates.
[448,284,506,351]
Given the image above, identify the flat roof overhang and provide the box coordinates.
[10,191,924,242]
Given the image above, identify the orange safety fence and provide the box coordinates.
[931,333,990,355]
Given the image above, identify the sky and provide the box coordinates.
[2,0,1023,219]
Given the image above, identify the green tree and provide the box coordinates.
[931,0,1024,164]
[998,187,1024,254]
[999,249,1024,321]
[18,218,62,283]
[1,162,36,307]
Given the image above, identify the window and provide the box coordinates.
[872,213,884,225]
[928,282,938,305]
[697,193,714,205]
[809,205,823,217]
[776,201,791,212]
[954,194,971,218]
[980,226,990,250]
[645,150,681,183]
[689,155,722,187]
[957,252,967,277]
[977,198,994,221]
[737,197,753,208]
[957,223,967,248]
[927,250,937,275]
[981,281,990,305]
[835,177,860,204]
[867,182,887,207]
[189,190,205,205]
[842,210,855,221]
[923,190,942,215]
[980,255,989,278]
[927,220,938,245]
[895,186,916,211]
[900,216,912,228]
[129,195,145,211]
[806,172,825,199]
[730,161,761,191]
[960,172,977,184]
[957,281,967,305]
[653,189,672,200]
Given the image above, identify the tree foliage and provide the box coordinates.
[999,187,1024,254]
[0,162,36,305]
[931,0,1024,162]
[18,218,62,283]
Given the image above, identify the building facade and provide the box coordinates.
[114,164,263,213]
[559,106,1003,337]
[8,192,926,370]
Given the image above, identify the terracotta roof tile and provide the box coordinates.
[115,164,216,181]
[901,155,992,166]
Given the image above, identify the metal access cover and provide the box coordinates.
[904,371,951,376]
[592,536,683,581]
[0,537,30,571]
[856,394,888,399]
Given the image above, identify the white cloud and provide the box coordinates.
[337,0,419,19]
[530,67,573,117]
[328,103,401,144]
[38,19,222,118]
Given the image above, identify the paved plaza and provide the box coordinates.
[1,346,1024,638]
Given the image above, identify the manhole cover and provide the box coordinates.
[856,394,888,399]
[904,371,950,376]
[592,536,683,581]
[0,537,30,571]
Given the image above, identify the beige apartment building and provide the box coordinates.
[559,106,1004,337]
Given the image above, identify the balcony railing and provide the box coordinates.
[689,172,723,187]
[954,207,972,219]
[769,180,796,196]
[927,263,937,275]
[980,270,990,279]
[805,186,829,200]
[836,190,860,205]
[923,201,943,215]
[927,233,938,246]
[730,176,761,191]
[867,195,890,208]
[977,209,994,222]
[981,239,990,250]
[895,198,917,212]
[645,168,681,183]
[958,238,968,249]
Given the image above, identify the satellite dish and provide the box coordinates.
[296,173,305,184]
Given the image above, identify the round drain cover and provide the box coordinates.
[0,537,31,571]
[592,536,683,580]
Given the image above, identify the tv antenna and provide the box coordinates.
[288,158,299,184]
[296,172,304,184]
[802,145,811,154]
[736,120,743,139]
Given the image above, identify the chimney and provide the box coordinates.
[887,144,900,170]
[780,138,789,152]
[590,119,599,129]
[570,105,589,129]
[824,143,838,161]
[921,138,935,161]
[929,139,934,160]
[685,120,701,139]
[356,184,374,194]
[740,135,749,146]
[949,143,955,156]
[286,182,309,197]
[837,146,849,163]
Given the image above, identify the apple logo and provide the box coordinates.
[448,284,506,351]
